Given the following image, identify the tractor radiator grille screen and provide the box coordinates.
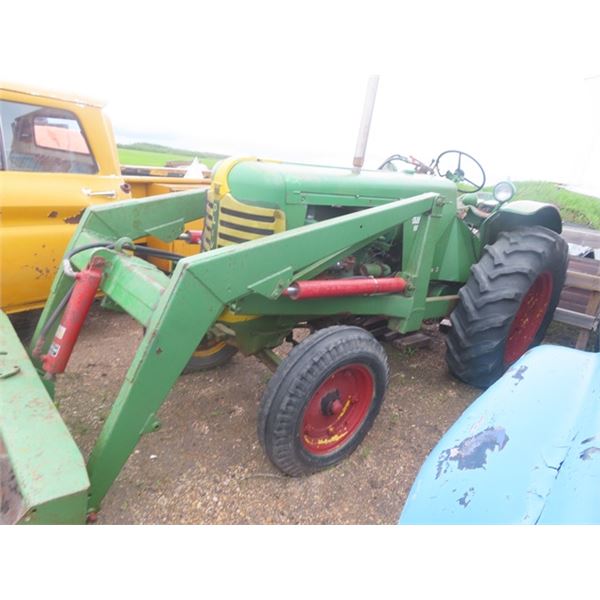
[202,191,285,251]
[0,436,25,525]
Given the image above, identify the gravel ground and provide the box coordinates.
[57,306,576,525]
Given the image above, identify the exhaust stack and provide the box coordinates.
[352,75,380,174]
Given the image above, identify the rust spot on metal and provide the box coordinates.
[458,487,475,507]
[48,210,58,218]
[512,365,528,383]
[436,426,509,479]
[580,447,600,461]
[64,209,85,224]
[32,266,51,279]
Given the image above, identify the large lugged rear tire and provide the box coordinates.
[446,226,568,388]
[258,326,389,476]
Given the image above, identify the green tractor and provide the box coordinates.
[0,81,568,523]
[0,151,568,524]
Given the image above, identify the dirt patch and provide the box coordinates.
[57,305,541,524]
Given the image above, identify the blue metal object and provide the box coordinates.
[400,345,600,524]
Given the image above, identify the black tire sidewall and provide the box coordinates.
[446,226,568,388]
[259,326,389,476]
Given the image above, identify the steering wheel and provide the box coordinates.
[434,150,486,193]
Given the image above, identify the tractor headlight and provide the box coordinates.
[493,181,516,203]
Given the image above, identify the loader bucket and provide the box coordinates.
[0,311,89,524]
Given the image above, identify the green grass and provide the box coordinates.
[117,143,227,168]
[510,181,600,229]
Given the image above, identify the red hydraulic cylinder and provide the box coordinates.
[282,276,407,300]
[42,257,105,376]
[179,229,203,244]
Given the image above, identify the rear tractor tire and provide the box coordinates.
[446,226,568,388]
[258,326,389,476]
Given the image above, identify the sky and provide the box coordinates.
[3,0,599,190]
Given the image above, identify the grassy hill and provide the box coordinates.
[117,143,227,168]
[509,181,600,229]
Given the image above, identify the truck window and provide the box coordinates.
[0,100,97,174]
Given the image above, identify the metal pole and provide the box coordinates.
[352,75,380,174]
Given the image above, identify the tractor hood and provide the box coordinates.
[221,158,457,211]
[400,345,600,525]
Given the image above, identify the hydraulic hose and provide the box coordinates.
[33,241,184,356]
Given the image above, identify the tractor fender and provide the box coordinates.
[480,200,562,247]
[399,345,600,524]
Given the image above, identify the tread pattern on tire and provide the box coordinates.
[258,326,389,476]
[446,226,568,388]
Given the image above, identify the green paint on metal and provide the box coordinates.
[75,191,441,510]
[247,267,295,299]
[433,218,480,282]
[86,269,225,509]
[0,311,89,524]
[85,249,169,327]
[226,160,456,232]
[228,160,455,208]
[144,218,187,242]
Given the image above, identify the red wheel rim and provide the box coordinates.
[504,272,553,365]
[301,363,375,455]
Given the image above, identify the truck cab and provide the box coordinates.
[0,83,207,319]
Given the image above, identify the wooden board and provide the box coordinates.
[556,229,600,348]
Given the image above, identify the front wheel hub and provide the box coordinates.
[504,271,554,365]
[302,364,374,455]
[320,390,343,416]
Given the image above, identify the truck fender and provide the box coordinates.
[399,345,600,524]
[480,200,562,247]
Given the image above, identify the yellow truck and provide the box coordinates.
[0,82,210,337]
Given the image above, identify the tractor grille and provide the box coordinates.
[202,191,285,251]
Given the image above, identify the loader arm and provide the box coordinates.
[21,188,443,516]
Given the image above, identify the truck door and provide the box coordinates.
[0,99,129,313]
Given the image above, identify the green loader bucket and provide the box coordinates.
[0,311,89,524]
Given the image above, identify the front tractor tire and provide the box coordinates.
[446,226,568,388]
[258,326,389,476]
